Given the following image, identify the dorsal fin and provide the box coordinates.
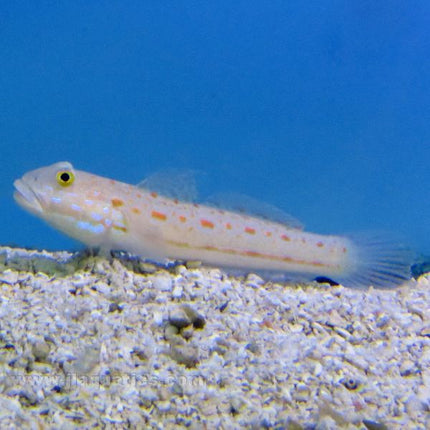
[206,192,304,230]
[138,171,303,230]
[137,169,200,202]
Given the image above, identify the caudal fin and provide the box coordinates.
[337,233,414,289]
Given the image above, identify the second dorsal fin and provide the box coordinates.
[138,171,303,230]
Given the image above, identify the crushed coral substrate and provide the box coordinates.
[0,246,429,429]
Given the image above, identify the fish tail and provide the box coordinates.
[337,233,414,289]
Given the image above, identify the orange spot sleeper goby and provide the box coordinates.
[13,161,412,288]
[200,219,214,229]
[151,211,167,221]
[111,198,124,207]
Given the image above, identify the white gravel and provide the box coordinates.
[0,246,428,429]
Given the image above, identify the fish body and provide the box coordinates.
[14,162,411,288]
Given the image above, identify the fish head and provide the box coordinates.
[14,161,116,246]
[14,161,76,215]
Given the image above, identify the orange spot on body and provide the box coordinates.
[265,231,272,237]
[317,241,324,247]
[132,208,141,215]
[203,245,217,251]
[245,227,256,235]
[137,193,142,198]
[310,261,325,267]
[113,225,127,233]
[150,192,158,198]
[111,198,124,207]
[281,234,290,241]
[179,215,186,222]
[151,210,167,221]
[226,223,232,230]
[200,219,214,229]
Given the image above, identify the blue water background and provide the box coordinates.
[1,2,429,256]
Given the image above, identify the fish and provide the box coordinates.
[13,161,412,288]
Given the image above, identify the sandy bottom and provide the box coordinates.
[0,246,428,429]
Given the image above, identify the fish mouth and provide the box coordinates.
[13,179,43,215]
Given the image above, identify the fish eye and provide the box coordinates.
[56,170,75,187]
